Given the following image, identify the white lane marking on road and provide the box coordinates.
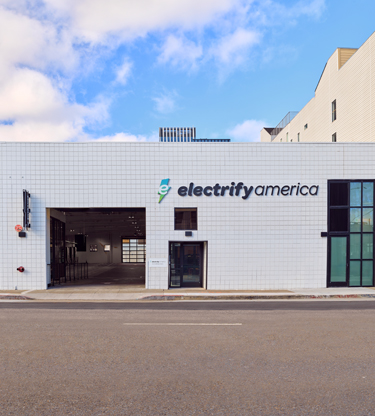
[123,323,242,326]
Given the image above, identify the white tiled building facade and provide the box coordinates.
[261,31,375,143]
[1,141,375,291]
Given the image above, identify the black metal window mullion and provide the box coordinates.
[328,180,375,287]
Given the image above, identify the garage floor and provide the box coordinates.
[49,263,145,290]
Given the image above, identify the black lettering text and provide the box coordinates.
[213,183,221,196]
[255,186,264,196]
[281,186,290,196]
[235,182,243,196]
[221,186,230,196]
[300,185,308,196]
[229,182,235,196]
[188,183,194,196]
[178,186,188,196]
[193,186,203,196]
[309,185,319,196]
[265,186,280,196]
[203,186,212,196]
[242,186,254,200]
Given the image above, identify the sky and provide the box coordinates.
[0,0,374,143]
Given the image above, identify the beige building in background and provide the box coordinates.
[261,31,375,143]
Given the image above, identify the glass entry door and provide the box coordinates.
[170,242,203,288]
[329,236,348,286]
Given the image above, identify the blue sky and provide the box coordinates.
[0,0,374,142]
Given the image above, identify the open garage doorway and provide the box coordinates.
[47,208,146,289]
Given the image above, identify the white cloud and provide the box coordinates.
[0,5,77,73]
[94,132,157,142]
[41,0,240,43]
[0,0,325,142]
[0,4,99,142]
[288,0,325,20]
[152,91,178,115]
[0,120,82,142]
[251,0,325,27]
[115,59,133,85]
[158,35,203,70]
[210,28,260,66]
[0,67,109,141]
[227,119,266,142]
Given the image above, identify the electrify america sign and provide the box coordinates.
[177,182,319,199]
[158,179,319,202]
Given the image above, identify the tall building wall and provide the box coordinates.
[269,32,375,143]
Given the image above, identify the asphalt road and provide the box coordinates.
[1,301,375,415]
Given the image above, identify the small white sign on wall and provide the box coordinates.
[149,258,168,267]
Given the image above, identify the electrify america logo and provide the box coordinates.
[158,179,171,203]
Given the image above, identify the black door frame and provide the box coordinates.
[327,180,375,287]
[169,241,206,288]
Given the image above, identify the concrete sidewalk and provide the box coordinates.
[1,287,375,301]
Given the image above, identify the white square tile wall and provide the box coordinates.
[0,142,373,290]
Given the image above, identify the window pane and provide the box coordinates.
[330,237,347,282]
[350,234,361,259]
[330,209,348,232]
[349,261,361,286]
[330,182,348,206]
[363,208,373,232]
[363,183,374,206]
[122,238,146,263]
[363,234,373,259]
[175,208,197,230]
[350,182,361,206]
[170,268,181,287]
[350,208,361,232]
[190,210,197,229]
[362,261,373,286]
[175,211,184,229]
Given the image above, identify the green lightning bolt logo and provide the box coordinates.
[158,179,171,203]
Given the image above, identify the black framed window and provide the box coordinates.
[175,208,197,230]
[332,100,337,122]
[332,133,337,142]
[328,181,374,287]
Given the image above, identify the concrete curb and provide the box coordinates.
[0,295,33,300]
[2,293,375,302]
[139,294,375,301]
